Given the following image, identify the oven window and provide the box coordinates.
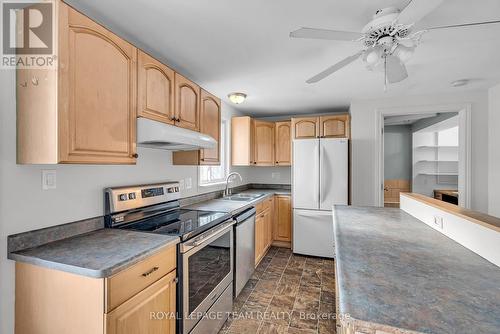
[188,230,231,314]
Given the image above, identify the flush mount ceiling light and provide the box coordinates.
[228,92,247,104]
[451,79,469,87]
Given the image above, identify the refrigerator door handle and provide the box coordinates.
[320,144,330,204]
[315,141,320,208]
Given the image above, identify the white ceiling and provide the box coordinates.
[67,0,500,116]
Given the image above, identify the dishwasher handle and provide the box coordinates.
[234,207,256,224]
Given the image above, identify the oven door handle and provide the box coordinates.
[181,219,235,253]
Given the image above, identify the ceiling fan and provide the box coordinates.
[290,0,500,85]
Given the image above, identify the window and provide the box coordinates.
[199,120,228,185]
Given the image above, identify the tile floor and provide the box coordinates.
[219,247,337,334]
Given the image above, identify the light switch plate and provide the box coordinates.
[179,179,185,190]
[271,172,280,180]
[42,170,56,190]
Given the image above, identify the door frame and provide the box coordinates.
[375,103,472,208]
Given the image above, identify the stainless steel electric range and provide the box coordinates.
[104,182,234,334]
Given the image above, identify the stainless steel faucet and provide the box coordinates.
[224,172,243,196]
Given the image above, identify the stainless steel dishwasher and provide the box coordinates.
[233,207,256,298]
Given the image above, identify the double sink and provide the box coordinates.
[221,193,266,202]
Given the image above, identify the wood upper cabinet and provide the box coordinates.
[274,195,291,242]
[292,117,319,139]
[172,90,221,165]
[174,73,200,131]
[106,271,176,334]
[137,50,175,124]
[320,114,350,138]
[275,121,291,166]
[231,116,255,166]
[199,90,221,164]
[18,2,137,164]
[254,120,275,166]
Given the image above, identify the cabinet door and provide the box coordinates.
[255,214,265,266]
[266,200,274,248]
[59,5,137,164]
[254,120,275,166]
[275,196,291,242]
[137,50,174,124]
[292,117,319,139]
[174,73,200,131]
[275,121,291,166]
[106,271,176,334]
[320,115,350,138]
[200,90,221,164]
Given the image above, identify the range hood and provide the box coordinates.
[137,118,216,151]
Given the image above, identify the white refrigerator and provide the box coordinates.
[292,138,348,258]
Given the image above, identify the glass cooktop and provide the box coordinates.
[118,209,231,241]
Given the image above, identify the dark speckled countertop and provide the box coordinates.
[333,206,500,334]
[9,229,179,278]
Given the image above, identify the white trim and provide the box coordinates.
[198,120,229,186]
[375,103,472,208]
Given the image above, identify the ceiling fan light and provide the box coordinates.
[228,92,247,104]
[393,44,415,62]
[365,47,382,65]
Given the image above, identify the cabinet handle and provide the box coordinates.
[131,153,139,158]
[142,266,159,277]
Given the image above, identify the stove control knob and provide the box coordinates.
[118,194,128,201]
[128,193,136,200]
[175,187,180,192]
[167,187,175,193]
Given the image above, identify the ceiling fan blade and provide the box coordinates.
[426,20,500,31]
[385,55,408,84]
[306,51,363,84]
[397,0,445,25]
[290,27,363,41]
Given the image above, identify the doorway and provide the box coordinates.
[375,103,471,209]
[383,113,459,207]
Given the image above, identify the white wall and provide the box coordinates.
[246,167,291,184]
[384,125,412,180]
[0,69,250,334]
[488,83,500,218]
[350,90,489,213]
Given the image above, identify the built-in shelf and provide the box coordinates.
[417,160,458,163]
[416,145,459,149]
[419,172,459,176]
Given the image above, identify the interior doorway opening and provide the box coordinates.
[383,112,460,208]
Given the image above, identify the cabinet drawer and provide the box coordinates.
[105,245,176,312]
[255,201,264,214]
[263,197,273,212]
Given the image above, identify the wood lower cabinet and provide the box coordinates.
[254,120,275,166]
[14,245,177,334]
[320,114,350,138]
[275,121,291,166]
[274,195,291,242]
[106,271,176,334]
[255,196,275,266]
[18,1,137,164]
[137,50,175,124]
[174,73,200,131]
[173,90,221,165]
[292,117,319,139]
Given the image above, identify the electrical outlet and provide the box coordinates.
[432,216,444,230]
[185,177,192,189]
[271,172,280,180]
[179,179,185,190]
[42,170,57,190]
